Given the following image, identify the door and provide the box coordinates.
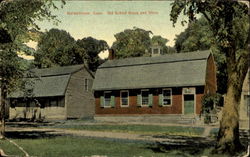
[184,95,194,115]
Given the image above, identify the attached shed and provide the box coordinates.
[93,50,217,121]
[8,64,95,120]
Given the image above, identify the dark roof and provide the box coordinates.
[93,50,211,91]
[9,64,87,98]
[30,64,84,77]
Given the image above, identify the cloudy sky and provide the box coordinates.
[28,0,188,58]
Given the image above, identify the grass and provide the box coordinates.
[0,136,231,157]
[52,124,204,136]
[0,136,167,157]
[210,128,219,137]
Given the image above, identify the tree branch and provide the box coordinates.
[237,50,249,82]
[202,11,211,23]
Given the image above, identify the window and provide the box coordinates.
[49,98,58,107]
[141,90,149,106]
[163,89,172,106]
[104,92,111,107]
[84,79,89,91]
[153,48,158,54]
[120,91,129,106]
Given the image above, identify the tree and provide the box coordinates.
[112,27,174,58]
[112,27,152,58]
[34,30,108,72]
[171,0,249,154]
[174,17,213,53]
[74,37,109,72]
[174,16,228,94]
[0,0,64,138]
[34,28,76,68]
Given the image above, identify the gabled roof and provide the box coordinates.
[93,50,211,91]
[29,64,84,77]
[9,64,88,98]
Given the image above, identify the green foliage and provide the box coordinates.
[112,27,152,58]
[34,28,76,68]
[112,27,175,58]
[175,17,213,53]
[34,28,108,72]
[74,37,109,71]
[201,93,223,124]
[202,93,223,110]
[0,0,64,90]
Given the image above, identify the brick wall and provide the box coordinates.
[95,86,204,115]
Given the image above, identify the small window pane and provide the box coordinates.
[163,89,172,105]
[85,79,88,91]
[153,48,158,54]
[104,92,111,107]
[121,91,129,106]
[142,90,149,105]
[49,98,58,107]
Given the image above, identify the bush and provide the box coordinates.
[202,93,223,123]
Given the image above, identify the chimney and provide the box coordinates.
[108,49,115,60]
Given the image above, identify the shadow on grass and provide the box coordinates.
[5,130,63,139]
[146,133,249,157]
[145,134,217,156]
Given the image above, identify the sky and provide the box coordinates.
[27,0,188,59]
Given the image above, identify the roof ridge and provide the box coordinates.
[99,57,208,69]
[100,50,211,69]
[31,64,84,77]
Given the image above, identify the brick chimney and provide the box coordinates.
[108,49,115,60]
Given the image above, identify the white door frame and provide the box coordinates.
[182,87,196,115]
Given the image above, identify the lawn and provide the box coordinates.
[51,124,204,136]
[0,136,230,157]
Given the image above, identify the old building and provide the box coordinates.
[8,64,95,120]
[239,69,249,128]
[93,50,217,123]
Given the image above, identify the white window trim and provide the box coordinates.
[162,88,172,107]
[104,91,112,108]
[141,89,149,107]
[120,90,129,107]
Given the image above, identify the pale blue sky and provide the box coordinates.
[33,0,188,58]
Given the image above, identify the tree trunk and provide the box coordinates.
[216,83,243,154]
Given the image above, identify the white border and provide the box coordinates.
[120,90,129,107]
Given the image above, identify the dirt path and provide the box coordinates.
[6,126,215,148]
[6,126,170,142]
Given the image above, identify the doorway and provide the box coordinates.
[184,95,195,115]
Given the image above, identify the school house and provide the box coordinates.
[92,50,217,123]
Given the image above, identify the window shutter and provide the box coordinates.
[149,94,153,107]
[100,96,104,107]
[111,96,115,108]
[159,94,163,106]
[137,94,142,106]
